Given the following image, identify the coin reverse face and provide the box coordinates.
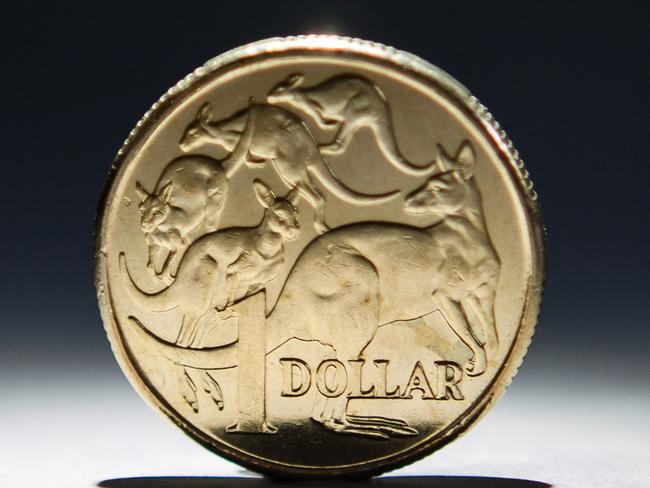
[95,36,544,478]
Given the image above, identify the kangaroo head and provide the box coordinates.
[136,181,172,233]
[179,103,213,151]
[405,141,476,216]
[266,73,304,105]
[253,180,300,240]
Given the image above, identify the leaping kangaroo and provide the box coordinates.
[180,102,398,234]
[266,73,438,177]
[123,141,501,439]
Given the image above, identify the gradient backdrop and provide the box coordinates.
[1,3,648,488]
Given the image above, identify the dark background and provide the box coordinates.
[2,2,648,402]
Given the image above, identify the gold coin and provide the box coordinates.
[95,36,544,478]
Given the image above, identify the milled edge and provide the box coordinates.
[94,34,546,479]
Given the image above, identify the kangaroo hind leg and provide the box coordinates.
[320,120,362,155]
[310,247,378,435]
[470,284,499,358]
[460,298,494,376]
[435,294,487,376]
[297,178,329,234]
[312,249,417,439]
[176,311,205,348]
[176,365,199,412]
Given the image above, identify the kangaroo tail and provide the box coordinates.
[128,316,238,369]
[375,122,438,177]
[307,159,400,205]
[119,253,177,312]
[222,108,255,178]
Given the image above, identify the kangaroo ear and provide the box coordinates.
[135,182,149,202]
[284,184,301,206]
[159,181,173,203]
[198,102,213,122]
[455,141,476,180]
[253,179,275,209]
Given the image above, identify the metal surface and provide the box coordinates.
[95,36,544,478]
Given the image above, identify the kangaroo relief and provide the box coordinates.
[135,155,228,282]
[124,141,501,439]
[179,102,399,234]
[123,179,301,349]
[267,73,438,177]
[180,103,248,156]
[404,142,500,375]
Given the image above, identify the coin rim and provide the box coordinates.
[94,35,545,478]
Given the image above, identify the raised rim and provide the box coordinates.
[94,35,545,478]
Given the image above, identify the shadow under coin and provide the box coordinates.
[99,476,553,488]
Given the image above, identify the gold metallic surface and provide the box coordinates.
[95,36,544,478]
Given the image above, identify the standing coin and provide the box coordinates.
[95,36,544,478]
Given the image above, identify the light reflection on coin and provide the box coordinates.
[95,36,544,478]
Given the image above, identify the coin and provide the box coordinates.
[95,36,544,478]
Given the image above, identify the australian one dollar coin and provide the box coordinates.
[95,36,544,478]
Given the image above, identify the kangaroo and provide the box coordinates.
[403,143,500,373]
[135,155,228,281]
[266,73,438,177]
[180,103,248,155]
[179,102,398,234]
[124,141,500,439]
[122,179,300,348]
